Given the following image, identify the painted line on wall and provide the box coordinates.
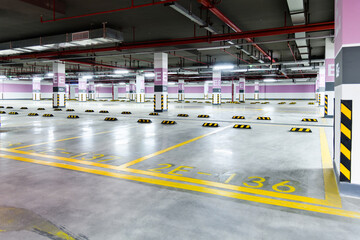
[0,154,358,219]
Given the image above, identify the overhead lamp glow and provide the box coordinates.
[168,82,176,85]
[231,69,247,73]
[197,46,231,51]
[0,75,7,79]
[82,75,93,80]
[290,67,314,71]
[213,64,234,70]
[114,70,129,74]
[263,79,277,82]
[47,73,54,77]
[144,72,155,77]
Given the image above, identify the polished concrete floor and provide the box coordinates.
[0,99,359,240]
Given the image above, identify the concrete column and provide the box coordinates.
[231,80,238,102]
[154,53,168,112]
[319,66,325,107]
[239,78,246,102]
[136,74,145,103]
[325,38,335,117]
[78,77,87,102]
[254,81,259,100]
[129,80,136,101]
[0,79,3,100]
[32,77,41,101]
[112,84,119,100]
[204,81,209,99]
[88,82,95,100]
[334,0,360,184]
[212,70,221,105]
[65,84,70,99]
[178,80,185,101]
[125,84,130,100]
[315,74,320,104]
[52,62,66,108]
[69,85,76,99]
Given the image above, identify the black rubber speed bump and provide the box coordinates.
[8,112,18,115]
[232,116,245,119]
[198,115,209,118]
[178,114,189,117]
[205,101,211,103]
[54,109,62,111]
[66,109,75,112]
[302,118,318,122]
[7,106,13,109]
[289,102,296,104]
[202,123,219,127]
[121,111,132,114]
[308,102,315,105]
[233,124,251,129]
[37,108,45,110]
[42,114,54,117]
[67,115,79,119]
[290,128,312,133]
[250,102,257,104]
[104,117,118,121]
[278,102,286,104]
[28,113,39,116]
[99,110,109,113]
[0,111,6,114]
[149,112,159,116]
[21,107,28,109]
[257,117,271,120]
[138,119,152,123]
[0,106,4,108]
[161,120,176,125]
[261,102,270,104]
[85,110,94,112]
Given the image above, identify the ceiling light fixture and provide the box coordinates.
[114,70,130,74]
[213,64,234,70]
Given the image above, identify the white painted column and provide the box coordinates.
[112,84,119,100]
[334,0,360,184]
[129,80,136,101]
[88,81,95,100]
[325,38,335,117]
[125,84,130,100]
[52,62,66,108]
[319,66,325,107]
[239,78,246,102]
[69,85,76,99]
[254,81,259,100]
[32,77,41,101]
[315,74,320,104]
[136,74,145,103]
[231,80,238,102]
[204,81,209,99]
[78,77,87,102]
[178,80,185,101]
[212,70,221,105]
[154,53,168,112]
[0,79,3,100]
[65,84,70,99]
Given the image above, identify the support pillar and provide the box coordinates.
[0,79,3,100]
[178,80,185,101]
[325,38,335,117]
[154,53,168,112]
[129,80,136,101]
[112,84,118,100]
[78,77,87,102]
[204,81,209,99]
[32,77,41,101]
[231,80,238,102]
[69,85,76,99]
[125,84,130,100]
[52,62,66,108]
[88,82,95,100]
[316,74,320,104]
[239,78,246,102]
[212,70,221,105]
[334,0,360,184]
[65,84,70,99]
[136,74,145,103]
[254,81,259,100]
[319,67,325,107]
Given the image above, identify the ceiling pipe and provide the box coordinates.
[40,0,179,23]
[197,0,275,63]
[0,22,333,62]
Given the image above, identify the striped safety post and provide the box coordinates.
[340,100,352,182]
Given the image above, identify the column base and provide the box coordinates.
[154,92,168,112]
[52,92,66,108]
[324,115,334,118]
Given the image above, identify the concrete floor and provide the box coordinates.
[0,99,359,240]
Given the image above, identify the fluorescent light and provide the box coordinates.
[168,82,176,85]
[198,46,231,51]
[33,77,42,81]
[248,68,272,72]
[83,75,93,80]
[231,69,247,73]
[0,75,7,79]
[114,70,129,74]
[47,73,54,77]
[213,64,234,70]
[290,67,314,71]
[144,73,155,77]
[263,79,277,82]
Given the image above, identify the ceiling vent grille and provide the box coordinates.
[72,31,90,41]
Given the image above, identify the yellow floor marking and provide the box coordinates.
[197,172,212,176]
[0,154,359,219]
[0,148,120,171]
[225,173,237,184]
[118,125,232,168]
[320,128,342,208]
[12,125,137,150]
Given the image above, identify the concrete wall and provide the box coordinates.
[0,80,316,100]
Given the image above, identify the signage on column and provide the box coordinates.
[212,71,221,93]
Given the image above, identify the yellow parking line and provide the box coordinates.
[0,154,359,219]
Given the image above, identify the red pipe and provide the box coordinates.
[287,42,304,78]
[62,59,131,70]
[198,0,275,63]
[169,52,207,65]
[41,0,179,23]
[223,49,250,64]
[1,22,333,61]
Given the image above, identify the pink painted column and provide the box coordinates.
[178,80,185,101]
[212,70,221,105]
[32,77,41,101]
[254,81,259,100]
[78,77,87,102]
[325,38,335,117]
[136,74,145,103]
[125,84,130,100]
[239,78,245,102]
[0,78,3,99]
[129,80,136,101]
[319,67,325,107]
[88,82,95,100]
[154,53,168,112]
[52,62,66,108]
[334,0,360,184]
